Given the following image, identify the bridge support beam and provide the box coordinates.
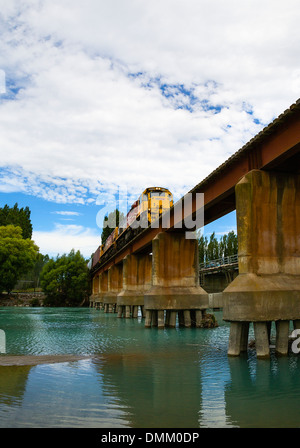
[144,232,209,328]
[117,253,152,318]
[103,264,123,313]
[223,170,300,357]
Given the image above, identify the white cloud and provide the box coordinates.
[32,223,101,258]
[51,211,82,216]
[0,0,299,204]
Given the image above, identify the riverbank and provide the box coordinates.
[0,292,45,307]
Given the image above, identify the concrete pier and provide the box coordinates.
[223,170,300,357]
[208,292,224,309]
[144,232,209,328]
[103,264,123,313]
[98,271,108,312]
[117,253,152,318]
[90,274,100,309]
[275,320,290,355]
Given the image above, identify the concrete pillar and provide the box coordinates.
[94,275,99,296]
[254,322,270,358]
[125,305,131,318]
[103,264,123,313]
[145,310,153,327]
[223,170,300,357]
[228,322,243,356]
[144,232,209,328]
[132,306,138,318]
[169,311,177,328]
[96,274,102,309]
[157,310,165,328]
[90,274,101,309]
[195,310,203,328]
[98,271,108,311]
[275,320,290,355]
[117,253,152,319]
[184,310,191,328]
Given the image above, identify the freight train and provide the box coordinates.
[91,187,173,268]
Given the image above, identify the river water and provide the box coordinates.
[0,306,300,428]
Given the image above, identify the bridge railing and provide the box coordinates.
[199,254,238,271]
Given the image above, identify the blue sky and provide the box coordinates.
[0,0,299,258]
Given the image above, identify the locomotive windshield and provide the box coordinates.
[149,192,169,198]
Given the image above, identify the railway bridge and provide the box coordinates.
[199,254,239,292]
[90,99,300,358]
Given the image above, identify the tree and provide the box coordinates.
[198,233,208,264]
[16,253,50,291]
[33,253,50,289]
[198,230,238,263]
[0,225,39,293]
[207,232,219,260]
[0,203,33,239]
[40,249,90,306]
[219,233,228,258]
[226,230,238,256]
[101,209,125,245]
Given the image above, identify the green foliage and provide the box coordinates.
[0,225,39,293]
[33,253,50,288]
[30,297,41,307]
[223,230,238,257]
[0,203,33,239]
[16,252,50,291]
[198,233,208,264]
[207,232,220,260]
[41,249,90,306]
[101,209,125,245]
[198,230,238,263]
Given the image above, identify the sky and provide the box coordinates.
[0,0,299,258]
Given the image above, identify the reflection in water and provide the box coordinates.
[94,348,202,428]
[225,353,300,428]
[0,365,32,427]
[0,365,31,406]
[0,308,299,427]
[0,360,132,428]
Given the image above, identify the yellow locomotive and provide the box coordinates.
[91,187,173,268]
[120,186,173,230]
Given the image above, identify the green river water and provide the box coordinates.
[0,306,300,428]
